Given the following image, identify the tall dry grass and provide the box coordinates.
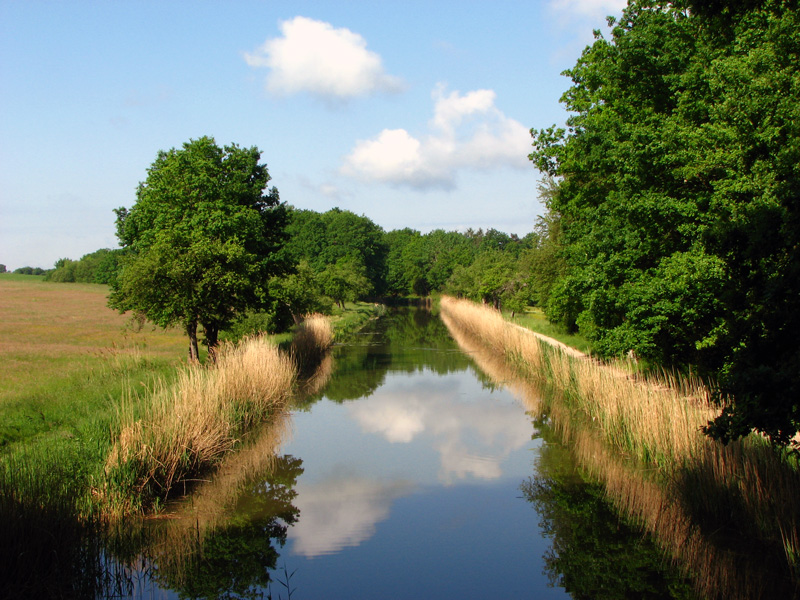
[289,313,334,370]
[440,296,716,467]
[105,335,296,513]
[440,295,800,596]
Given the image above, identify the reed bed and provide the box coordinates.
[440,295,800,596]
[289,313,334,370]
[105,335,296,514]
[107,414,296,586]
[440,296,716,468]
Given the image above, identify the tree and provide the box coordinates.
[318,258,372,309]
[284,207,388,297]
[47,258,78,282]
[529,0,800,447]
[268,259,332,325]
[109,136,288,362]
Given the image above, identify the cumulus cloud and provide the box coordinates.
[244,16,403,99]
[341,85,530,189]
[548,0,627,18]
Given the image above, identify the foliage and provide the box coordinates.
[529,0,800,447]
[12,266,48,275]
[284,206,388,298]
[318,257,372,309]
[44,248,124,284]
[109,136,288,361]
[269,259,332,323]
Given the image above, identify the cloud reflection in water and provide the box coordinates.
[349,374,532,483]
[290,473,415,557]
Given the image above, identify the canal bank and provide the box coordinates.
[440,295,800,600]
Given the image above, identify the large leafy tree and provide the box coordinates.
[110,136,288,361]
[530,1,800,447]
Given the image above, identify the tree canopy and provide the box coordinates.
[109,136,288,361]
[530,0,800,448]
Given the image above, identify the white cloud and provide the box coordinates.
[341,85,531,189]
[549,0,627,17]
[244,16,403,99]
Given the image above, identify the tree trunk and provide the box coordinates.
[187,320,200,363]
[204,323,220,364]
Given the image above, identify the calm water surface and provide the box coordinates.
[125,309,693,599]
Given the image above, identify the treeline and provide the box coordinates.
[530,0,799,447]
[4,250,123,282]
[43,205,558,333]
[275,206,559,317]
[45,249,123,283]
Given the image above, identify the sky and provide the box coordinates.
[0,0,626,270]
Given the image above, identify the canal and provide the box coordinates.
[126,308,694,599]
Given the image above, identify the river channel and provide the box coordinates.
[117,308,696,599]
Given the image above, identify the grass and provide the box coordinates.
[0,275,190,446]
[289,313,334,370]
[328,301,386,339]
[0,277,359,597]
[440,295,800,598]
[0,277,350,517]
[505,306,595,355]
[104,335,297,514]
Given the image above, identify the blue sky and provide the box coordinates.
[0,0,625,270]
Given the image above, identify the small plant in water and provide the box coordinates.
[268,563,297,600]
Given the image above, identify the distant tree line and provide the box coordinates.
[32,200,566,334]
[45,249,124,283]
[9,266,48,275]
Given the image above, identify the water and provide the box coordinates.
[64,309,697,599]
[182,309,690,599]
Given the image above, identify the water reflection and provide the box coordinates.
[4,308,720,599]
[291,474,415,557]
[347,374,532,482]
[443,308,799,600]
[522,422,696,600]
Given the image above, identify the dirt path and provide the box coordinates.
[511,323,589,360]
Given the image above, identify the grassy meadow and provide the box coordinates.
[0,274,370,518]
[0,274,189,451]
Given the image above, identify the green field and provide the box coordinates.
[0,274,378,511]
[0,274,190,449]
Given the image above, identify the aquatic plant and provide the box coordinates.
[105,335,296,513]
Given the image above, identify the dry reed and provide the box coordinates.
[440,295,800,597]
[105,335,296,513]
[289,313,334,370]
[440,296,716,468]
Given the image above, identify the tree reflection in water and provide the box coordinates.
[142,454,303,600]
[521,420,696,600]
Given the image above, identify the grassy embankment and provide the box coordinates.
[440,295,800,598]
[0,274,375,518]
[504,305,594,355]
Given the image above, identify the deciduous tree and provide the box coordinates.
[109,136,288,361]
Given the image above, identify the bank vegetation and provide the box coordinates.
[440,295,799,599]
